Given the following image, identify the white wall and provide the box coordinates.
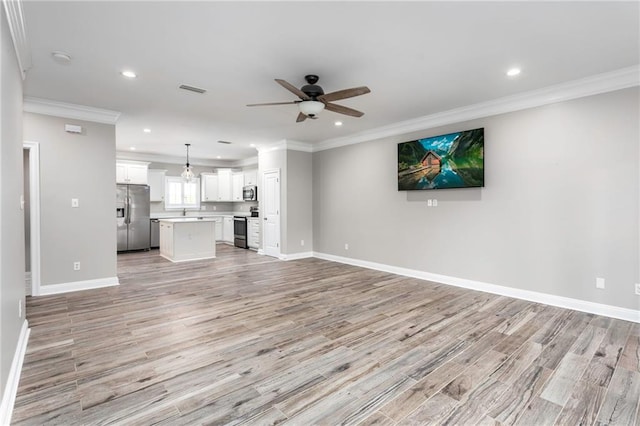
[23,113,117,288]
[0,3,26,407]
[286,150,313,254]
[313,88,639,311]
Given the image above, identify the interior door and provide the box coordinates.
[262,169,280,258]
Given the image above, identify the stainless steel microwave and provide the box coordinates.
[243,185,257,201]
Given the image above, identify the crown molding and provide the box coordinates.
[116,151,234,167]
[314,65,640,152]
[258,139,313,153]
[285,140,313,153]
[231,156,258,168]
[116,151,257,168]
[3,0,31,80]
[23,97,121,125]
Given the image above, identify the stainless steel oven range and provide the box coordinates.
[233,216,248,249]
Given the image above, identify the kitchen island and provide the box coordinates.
[159,218,216,262]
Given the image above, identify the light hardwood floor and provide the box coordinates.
[13,246,640,425]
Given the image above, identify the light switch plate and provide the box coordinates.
[71,198,79,208]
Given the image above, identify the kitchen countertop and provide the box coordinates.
[151,212,252,219]
[158,217,218,223]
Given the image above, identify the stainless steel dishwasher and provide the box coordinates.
[150,219,160,248]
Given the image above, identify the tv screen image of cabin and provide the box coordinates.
[397,128,484,190]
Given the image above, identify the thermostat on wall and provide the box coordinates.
[65,124,82,133]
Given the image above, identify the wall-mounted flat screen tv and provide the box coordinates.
[398,127,484,190]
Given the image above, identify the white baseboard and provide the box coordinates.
[38,276,119,296]
[0,320,30,425]
[279,251,314,261]
[313,252,640,324]
[159,254,216,263]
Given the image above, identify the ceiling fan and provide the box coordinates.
[247,75,370,122]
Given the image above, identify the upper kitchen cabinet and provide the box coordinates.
[244,169,258,186]
[116,160,149,184]
[232,172,244,202]
[201,169,250,202]
[217,169,233,201]
[201,173,219,202]
[148,169,167,202]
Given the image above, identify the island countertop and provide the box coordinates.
[158,217,218,223]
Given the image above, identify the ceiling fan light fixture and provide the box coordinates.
[298,101,325,117]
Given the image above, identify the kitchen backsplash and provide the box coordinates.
[150,201,257,214]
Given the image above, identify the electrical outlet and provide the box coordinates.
[213,206,217,210]
[635,283,640,295]
[301,239,305,246]
[427,199,433,207]
[71,198,79,208]
[596,277,605,289]
[344,243,349,250]
[73,261,80,271]
[433,199,438,207]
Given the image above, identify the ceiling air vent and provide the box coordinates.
[179,84,207,94]
[217,140,232,144]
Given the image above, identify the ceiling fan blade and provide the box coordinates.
[296,112,307,122]
[318,86,370,103]
[246,101,299,107]
[324,102,365,117]
[275,79,309,100]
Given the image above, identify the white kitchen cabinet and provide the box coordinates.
[116,160,149,184]
[213,217,223,241]
[159,221,174,258]
[232,172,244,202]
[223,216,234,243]
[201,169,243,202]
[148,169,166,202]
[201,173,219,202]
[159,218,216,262]
[244,169,258,186]
[247,218,260,250]
[217,169,232,201]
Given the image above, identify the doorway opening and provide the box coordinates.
[23,142,41,296]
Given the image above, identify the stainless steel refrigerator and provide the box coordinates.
[116,184,150,252]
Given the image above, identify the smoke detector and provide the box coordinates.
[51,51,72,65]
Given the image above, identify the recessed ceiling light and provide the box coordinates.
[216,156,222,159]
[334,121,343,126]
[121,70,137,78]
[143,128,151,133]
[506,68,521,77]
[249,143,255,147]
[129,147,136,151]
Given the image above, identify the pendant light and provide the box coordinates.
[181,143,194,182]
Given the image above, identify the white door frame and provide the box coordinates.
[262,168,281,258]
[23,141,41,296]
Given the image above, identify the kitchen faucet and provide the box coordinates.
[182,208,186,216]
